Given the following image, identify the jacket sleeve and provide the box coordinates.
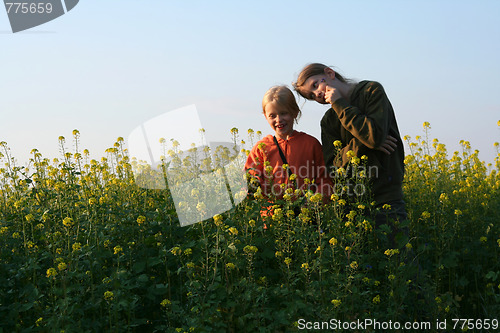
[330,82,391,149]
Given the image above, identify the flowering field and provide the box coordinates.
[0,123,499,332]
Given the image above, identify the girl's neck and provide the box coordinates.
[337,81,355,101]
[276,130,296,141]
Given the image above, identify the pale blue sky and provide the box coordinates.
[1,0,499,166]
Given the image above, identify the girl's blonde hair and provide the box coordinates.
[262,85,301,123]
[292,63,349,100]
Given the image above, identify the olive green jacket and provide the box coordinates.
[320,81,405,204]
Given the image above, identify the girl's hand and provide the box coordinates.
[324,86,342,104]
[376,135,398,154]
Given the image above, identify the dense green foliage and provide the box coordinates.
[0,124,499,332]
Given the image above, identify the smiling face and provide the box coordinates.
[264,102,295,140]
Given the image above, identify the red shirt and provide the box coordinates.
[245,131,332,198]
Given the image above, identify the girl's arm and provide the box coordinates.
[329,82,393,150]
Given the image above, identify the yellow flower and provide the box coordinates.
[243,245,258,254]
[186,262,195,269]
[329,237,338,246]
[435,296,442,304]
[350,261,358,270]
[384,249,400,257]
[373,295,381,304]
[160,299,171,307]
[171,247,182,256]
[333,140,342,148]
[248,219,256,227]
[196,202,206,212]
[113,246,123,255]
[213,214,223,226]
[104,291,114,301]
[284,257,292,265]
[454,209,462,216]
[62,217,73,227]
[480,236,487,243]
[36,317,43,327]
[331,299,342,308]
[57,262,67,271]
[226,263,236,270]
[309,193,322,203]
[301,263,309,270]
[275,251,283,258]
[46,267,57,278]
[382,204,392,210]
[228,227,238,236]
[439,193,449,203]
[421,211,431,219]
[137,215,146,225]
[388,274,395,281]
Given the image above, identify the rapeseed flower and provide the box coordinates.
[113,246,123,255]
[171,247,182,256]
[62,217,73,227]
[331,299,341,308]
[46,268,57,278]
[213,214,223,226]
[137,215,146,225]
[160,299,171,307]
[104,291,114,302]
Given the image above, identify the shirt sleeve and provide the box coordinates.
[330,82,391,149]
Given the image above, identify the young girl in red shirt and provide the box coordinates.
[245,85,332,206]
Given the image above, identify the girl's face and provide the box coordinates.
[264,102,295,140]
[301,67,337,104]
[302,74,333,104]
